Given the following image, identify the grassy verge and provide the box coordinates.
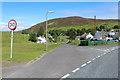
[2,32,62,67]
[68,40,80,45]
[94,41,119,46]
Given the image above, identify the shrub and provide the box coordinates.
[29,33,37,42]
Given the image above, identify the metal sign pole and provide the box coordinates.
[10,30,14,59]
[8,19,17,59]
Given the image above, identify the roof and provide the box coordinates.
[80,33,87,38]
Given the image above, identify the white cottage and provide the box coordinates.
[109,29,115,36]
[37,36,46,44]
[86,33,93,39]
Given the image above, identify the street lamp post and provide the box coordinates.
[46,11,54,50]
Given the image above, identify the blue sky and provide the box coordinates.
[1,2,118,31]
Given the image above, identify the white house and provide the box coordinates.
[86,33,93,39]
[37,36,46,44]
[109,29,115,36]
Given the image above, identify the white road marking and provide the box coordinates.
[61,47,118,79]
[81,63,87,67]
[72,68,80,73]
[61,74,70,78]
[97,56,100,58]
[104,53,106,55]
[87,61,92,64]
[92,58,95,61]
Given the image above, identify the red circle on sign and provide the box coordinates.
[8,19,17,30]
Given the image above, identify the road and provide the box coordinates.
[4,43,118,78]
[68,49,119,78]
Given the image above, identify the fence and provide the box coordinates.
[80,40,116,46]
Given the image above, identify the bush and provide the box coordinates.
[29,33,37,42]
[66,28,77,41]
[113,25,120,29]
[21,30,29,34]
[37,26,45,37]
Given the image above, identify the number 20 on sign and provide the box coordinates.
[8,19,17,59]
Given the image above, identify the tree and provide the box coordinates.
[21,30,29,34]
[86,28,94,35]
[37,26,45,37]
[66,28,77,41]
[86,28,92,33]
[80,28,86,35]
[99,25,105,31]
[77,29,81,36]
[113,25,120,29]
[49,29,62,42]
[28,33,37,42]
[96,26,101,31]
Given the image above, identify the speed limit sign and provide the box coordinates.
[8,19,17,30]
[8,19,17,59]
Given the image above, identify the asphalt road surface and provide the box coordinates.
[4,43,118,78]
[68,49,119,78]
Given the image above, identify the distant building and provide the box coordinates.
[94,31,107,40]
[76,36,81,40]
[37,36,46,44]
[80,33,87,40]
[108,29,115,37]
[86,33,93,39]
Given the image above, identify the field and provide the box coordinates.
[2,32,61,67]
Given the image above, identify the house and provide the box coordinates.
[94,31,107,40]
[86,33,93,40]
[37,36,46,44]
[108,29,115,37]
[80,33,87,40]
[94,31,102,40]
[75,36,81,40]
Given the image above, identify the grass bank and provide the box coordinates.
[68,40,80,45]
[2,32,61,67]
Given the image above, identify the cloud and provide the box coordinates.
[31,23,38,26]
[0,22,7,26]
[17,22,25,24]
[61,10,81,15]
[0,21,31,31]
[31,23,36,26]
[60,9,102,17]
[13,17,23,19]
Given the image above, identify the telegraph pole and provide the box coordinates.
[94,16,96,32]
[94,16,96,45]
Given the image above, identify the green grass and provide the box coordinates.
[68,40,80,45]
[95,41,119,46]
[2,32,62,67]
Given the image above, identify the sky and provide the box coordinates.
[0,2,118,31]
[2,0,120,2]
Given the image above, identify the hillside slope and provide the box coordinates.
[20,16,118,33]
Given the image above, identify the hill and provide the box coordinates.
[19,16,118,33]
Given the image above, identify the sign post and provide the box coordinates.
[8,19,17,59]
